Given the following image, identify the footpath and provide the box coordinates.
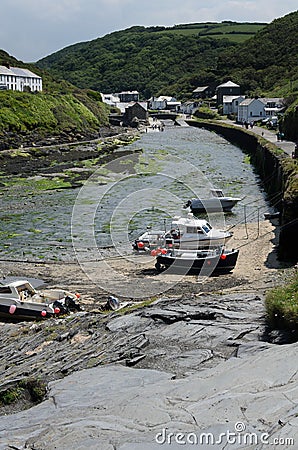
[221,118,296,156]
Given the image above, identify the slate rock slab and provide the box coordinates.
[0,342,297,450]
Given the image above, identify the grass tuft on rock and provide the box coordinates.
[265,271,298,331]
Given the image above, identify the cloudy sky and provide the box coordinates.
[1,0,297,62]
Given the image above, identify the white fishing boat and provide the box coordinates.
[185,189,241,213]
[133,213,232,251]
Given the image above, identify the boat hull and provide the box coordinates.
[190,198,240,213]
[0,302,55,321]
[155,249,239,274]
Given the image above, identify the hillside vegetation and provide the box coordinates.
[36,15,297,101]
[0,90,108,135]
[37,22,265,98]
[217,11,298,97]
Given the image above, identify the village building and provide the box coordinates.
[118,91,139,102]
[179,101,201,115]
[0,65,42,92]
[237,97,285,123]
[101,93,120,107]
[122,102,149,127]
[222,95,245,115]
[148,96,181,111]
[216,80,240,107]
[192,85,215,99]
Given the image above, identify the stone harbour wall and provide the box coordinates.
[188,120,298,261]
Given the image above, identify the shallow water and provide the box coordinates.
[0,124,270,262]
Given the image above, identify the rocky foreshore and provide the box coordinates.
[0,125,140,177]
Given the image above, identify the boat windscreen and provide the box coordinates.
[0,286,13,294]
[202,224,211,233]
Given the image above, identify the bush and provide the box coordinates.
[194,106,221,120]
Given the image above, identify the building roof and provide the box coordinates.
[117,101,147,113]
[0,65,41,79]
[127,101,148,110]
[217,80,240,89]
[193,86,209,93]
[239,97,284,107]
[152,96,176,102]
[239,97,266,106]
[262,97,284,105]
[118,90,139,95]
[223,95,244,104]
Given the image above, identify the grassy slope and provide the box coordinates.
[0,51,110,140]
[0,90,109,135]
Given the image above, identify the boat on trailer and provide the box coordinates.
[185,189,241,213]
[0,279,81,321]
[155,246,239,274]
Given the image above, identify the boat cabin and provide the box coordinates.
[0,280,36,301]
[170,214,213,236]
[210,189,224,198]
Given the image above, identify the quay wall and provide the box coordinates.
[187,120,298,261]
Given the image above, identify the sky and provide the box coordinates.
[0,0,297,62]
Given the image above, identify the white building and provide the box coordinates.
[237,97,284,123]
[101,93,120,107]
[0,65,42,92]
[179,101,201,115]
[222,95,245,115]
[149,96,181,111]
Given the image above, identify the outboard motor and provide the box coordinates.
[65,295,82,312]
[184,200,192,209]
[53,300,68,315]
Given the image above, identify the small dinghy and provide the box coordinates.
[0,279,81,321]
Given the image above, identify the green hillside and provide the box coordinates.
[216,11,298,97]
[36,14,297,102]
[163,21,265,43]
[37,22,265,98]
